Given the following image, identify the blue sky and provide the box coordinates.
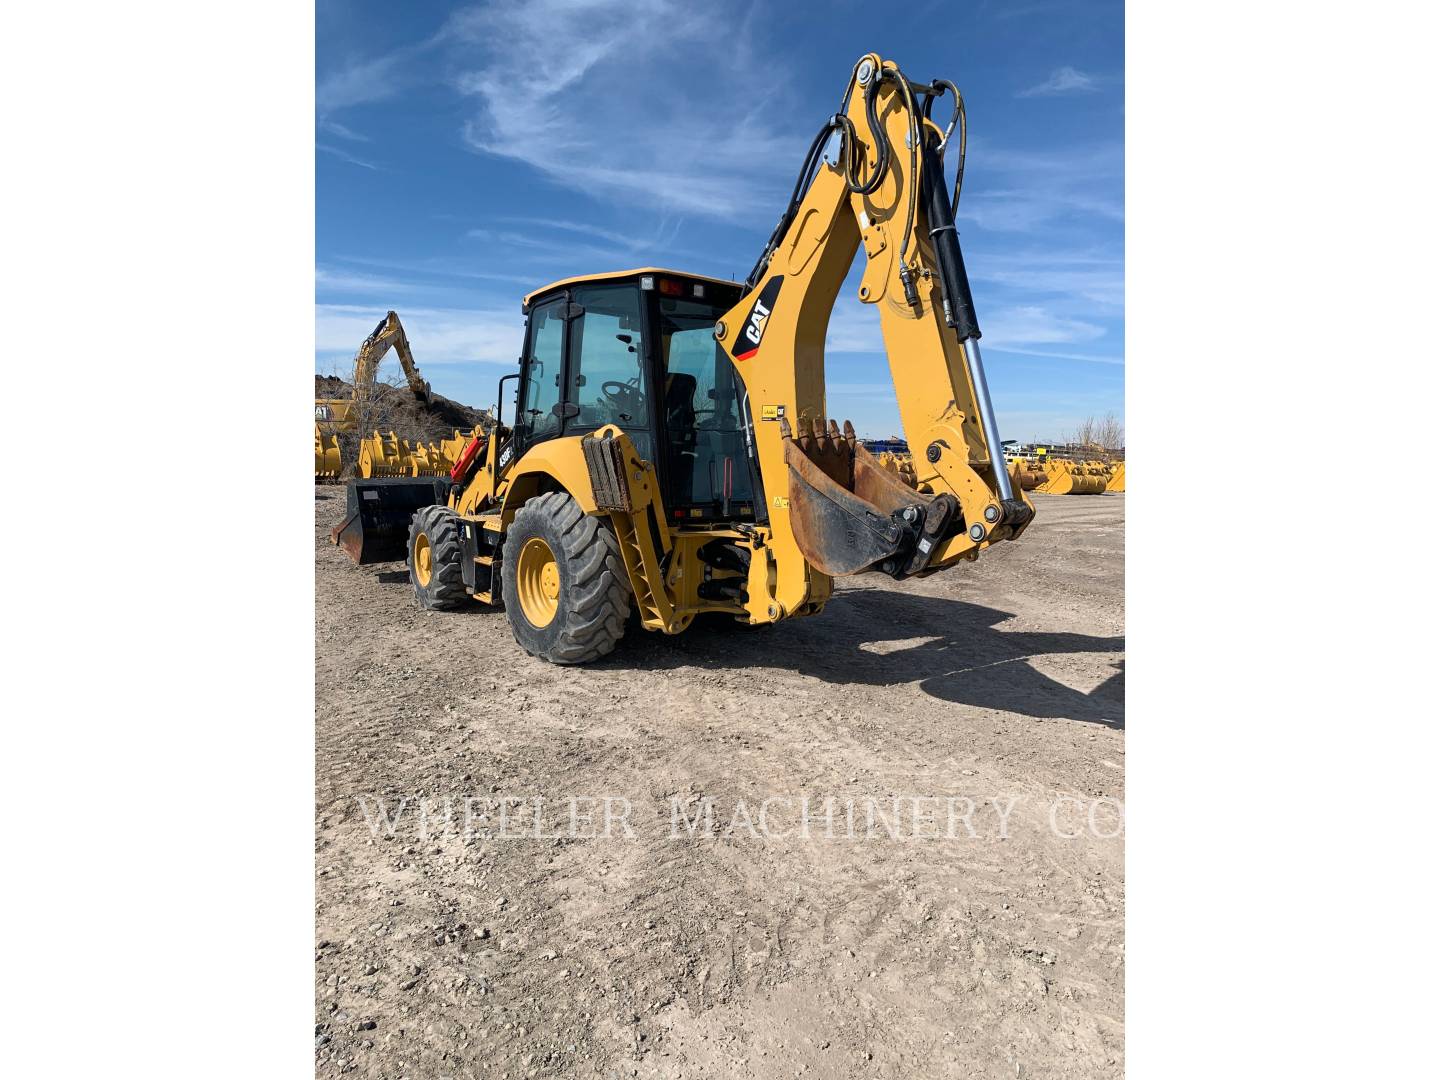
[317,0,1123,442]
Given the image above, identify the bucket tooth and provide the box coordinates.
[779,417,957,577]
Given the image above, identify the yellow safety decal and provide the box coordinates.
[760,404,781,420]
[772,496,789,509]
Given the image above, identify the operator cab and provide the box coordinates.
[513,268,757,523]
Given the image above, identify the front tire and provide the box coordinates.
[501,491,630,664]
[408,505,467,610]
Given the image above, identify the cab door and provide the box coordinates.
[513,296,567,455]
[560,283,654,462]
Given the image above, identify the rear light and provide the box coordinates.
[640,275,655,291]
[658,279,683,296]
[692,284,705,298]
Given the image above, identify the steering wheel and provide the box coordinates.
[601,380,644,417]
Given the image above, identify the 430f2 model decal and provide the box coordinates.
[731,275,784,361]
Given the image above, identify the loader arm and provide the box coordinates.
[351,310,433,405]
[715,54,1033,617]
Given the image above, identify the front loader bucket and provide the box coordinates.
[781,417,957,577]
[329,477,449,564]
[1105,462,1125,492]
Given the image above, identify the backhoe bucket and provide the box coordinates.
[781,417,957,577]
[329,476,449,564]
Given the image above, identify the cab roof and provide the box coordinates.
[522,267,739,309]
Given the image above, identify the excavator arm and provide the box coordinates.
[715,53,1033,617]
[351,310,432,405]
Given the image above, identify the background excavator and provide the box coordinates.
[316,310,430,477]
[332,53,1034,663]
[316,311,490,478]
[316,310,432,420]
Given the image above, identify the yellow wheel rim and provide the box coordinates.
[413,533,433,587]
[517,536,561,628]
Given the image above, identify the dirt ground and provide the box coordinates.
[315,492,1125,1079]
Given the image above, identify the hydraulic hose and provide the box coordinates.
[920,131,980,340]
[744,62,932,308]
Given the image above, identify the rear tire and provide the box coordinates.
[501,491,630,664]
[408,505,467,610]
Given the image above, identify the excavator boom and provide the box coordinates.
[352,311,432,405]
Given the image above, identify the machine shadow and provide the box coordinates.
[609,587,1125,729]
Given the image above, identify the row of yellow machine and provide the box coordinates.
[1008,454,1125,494]
[315,421,487,480]
[871,446,1124,495]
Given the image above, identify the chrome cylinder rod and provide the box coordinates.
[962,337,1014,503]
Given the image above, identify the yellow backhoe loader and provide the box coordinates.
[331,54,1035,663]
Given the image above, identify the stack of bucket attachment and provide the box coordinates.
[1035,459,1109,495]
[358,431,412,479]
[1008,458,1047,491]
[875,450,920,490]
[357,427,486,479]
[1105,461,1125,492]
[780,417,959,579]
[407,441,451,477]
[314,427,342,480]
[439,427,483,468]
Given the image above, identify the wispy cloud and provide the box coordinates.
[317,53,404,116]
[332,254,535,289]
[971,250,1123,308]
[316,303,522,365]
[445,0,801,220]
[317,143,380,171]
[464,216,714,277]
[318,119,369,143]
[824,297,885,354]
[1017,66,1099,98]
[316,30,444,115]
[316,267,421,294]
[983,304,1106,346]
[316,31,445,162]
[819,290,1116,358]
[986,346,1124,366]
[956,141,1123,232]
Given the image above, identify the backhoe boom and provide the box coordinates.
[713,54,1033,617]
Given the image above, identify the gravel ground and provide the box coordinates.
[315,491,1125,1079]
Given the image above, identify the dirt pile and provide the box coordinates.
[316,375,493,469]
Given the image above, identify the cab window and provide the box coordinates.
[516,299,565,445]
[655,292,755,517]
[564,285,647,434]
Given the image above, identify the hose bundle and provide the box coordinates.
[744,60,967,302]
